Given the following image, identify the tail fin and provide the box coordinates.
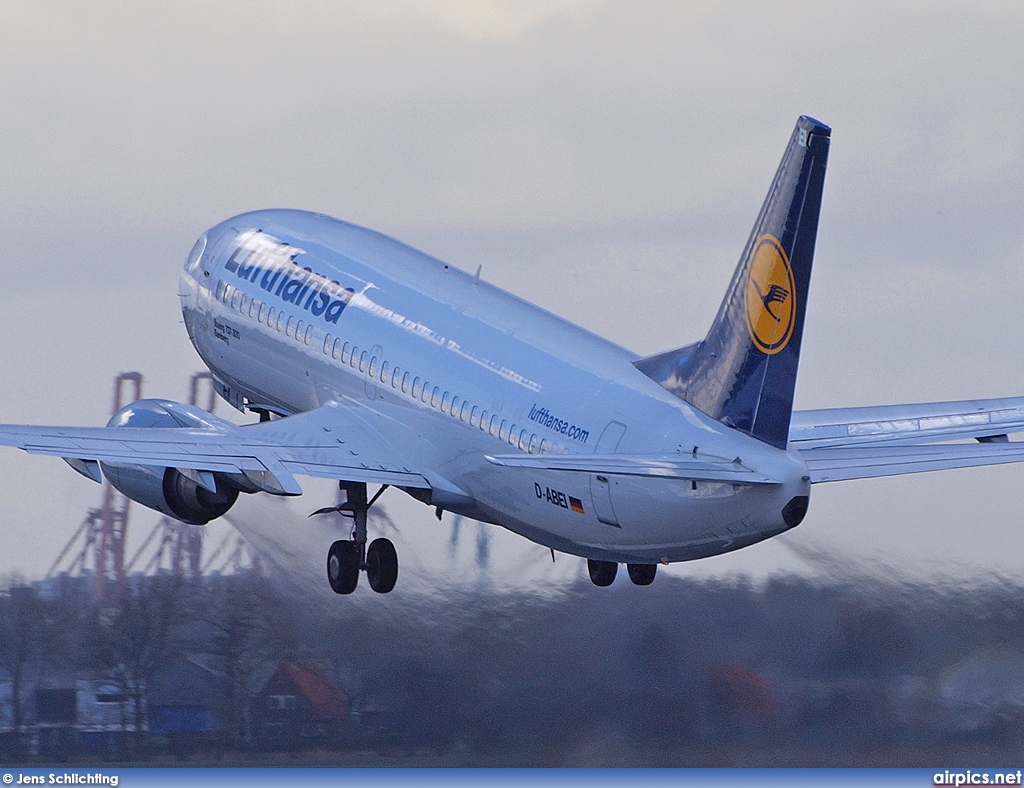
[635,116,831,449]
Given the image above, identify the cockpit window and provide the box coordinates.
[185,235,207,274]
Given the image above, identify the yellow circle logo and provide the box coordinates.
[745,235,795,355]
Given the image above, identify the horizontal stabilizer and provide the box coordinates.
[799,441,1024,483]
[485,452,781,484]
[791,396,1024,448]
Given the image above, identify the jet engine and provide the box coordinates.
[98,399,243,525]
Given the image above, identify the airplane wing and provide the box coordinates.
[791,396,1024,483]
[486,452,781,484]
[0,400,430,494]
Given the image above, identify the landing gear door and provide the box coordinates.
[590,421,626,527]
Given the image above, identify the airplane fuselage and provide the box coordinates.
[179,209,810,564]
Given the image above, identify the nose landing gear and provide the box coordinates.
[319,482,398,595]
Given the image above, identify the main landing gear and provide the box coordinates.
[587,558,658,587]
[321,482,399,595]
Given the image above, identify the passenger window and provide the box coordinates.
[333,338,342,360]
[267,307,276,326]
[368,356,378,378]
[304,325,312,345]
[341,342,351,364]
[294,319,303,339]
[499,420,509,441]
[215,281,225,301]
[285,316,293,337]
[359,352,367,373]
[529,434,540,454]
[518,429,528,450]
[276,312,284,332]
[258,303,266,322]
[470,406,479,427]
[540,438,550,454]
[431,387,441,409]
[323,334,332,355]
[401,372,410,394]
[421,383,431,404]
[481,411,490,432]
[380,361,388,383]
[441,391,450,413]
[230,289,240,310]
[248,298,257,318]
[240,294,248,314]
[223,284,233,303]
[391,367,400,388]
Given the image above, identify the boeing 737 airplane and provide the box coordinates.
[3,115,1024,593]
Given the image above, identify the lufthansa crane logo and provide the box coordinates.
[745,234,796,355]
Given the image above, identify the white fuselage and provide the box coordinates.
[178,210,810,564]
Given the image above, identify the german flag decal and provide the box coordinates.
[569,496,585,514]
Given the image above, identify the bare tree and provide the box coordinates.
[0,579,48,757]
[198,572,292,747]
[83,575,194,748]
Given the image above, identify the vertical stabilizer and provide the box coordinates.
[635,116,831,449]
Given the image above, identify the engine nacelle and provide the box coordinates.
[98,399,240,525]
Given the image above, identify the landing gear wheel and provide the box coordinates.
[327,540,360,594]
[627,563,657,586]
[588,558,618,587]
[366,537,399,594]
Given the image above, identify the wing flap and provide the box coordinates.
[486,452,781,484]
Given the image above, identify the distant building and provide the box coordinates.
[252,663,350,748]
[147,656,230,740]
[0,673,141,758]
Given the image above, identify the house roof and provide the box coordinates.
[281,663,348,720]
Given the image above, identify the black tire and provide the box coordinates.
[327,540,360,594]
[366,537,399,594]
[627,563,657,586]
[587,558,617,587]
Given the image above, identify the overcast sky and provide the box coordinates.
[1,1,1023,586]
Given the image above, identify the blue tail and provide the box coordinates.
[635,116,831,449]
